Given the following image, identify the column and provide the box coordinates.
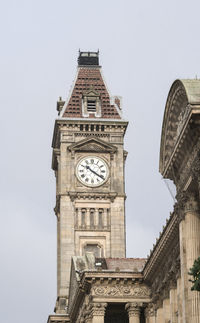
[91,303,107,323]
[81,208,86,228]
[169,281,178,323]
[177,191,200,322]
[86,208,90,228]
[125,303,141,323]
[94,208,98,229]
[184,193,200,322]
[163,298,170,322]
[176,276,182,322]
[145,304,156,323]
[156,307,164,323]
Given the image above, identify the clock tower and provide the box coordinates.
[52,51,128,313]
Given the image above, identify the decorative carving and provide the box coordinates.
[192,156,200,185]
[175,104,191,140]
[175,191,199,221]
[145,304,155,317]
[125,302,142,317]
[160,81,188,174]
[92,285,150,297]
[91,303,107,316]
[68,191,117,202]
[176,139,200,191]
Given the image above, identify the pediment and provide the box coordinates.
[68,137,117,153]
[83,89,99,97]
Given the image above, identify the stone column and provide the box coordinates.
[163,298,170,322]
[125,302,141,323]
[91,303,107,323]
[176,276,182,322]
[169,281,178,323]
[184,193,200,322]
[145,304,155,323]
[86,208,90,229]
[177,191,200,322]
[156,302,164,323]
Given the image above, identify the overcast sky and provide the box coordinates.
[0,0,200,322]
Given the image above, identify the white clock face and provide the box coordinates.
[76,156,109,187]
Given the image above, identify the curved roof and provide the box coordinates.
[180,79,200,104]
[159,79,200,176]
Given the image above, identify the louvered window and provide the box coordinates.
[87,100,96,112]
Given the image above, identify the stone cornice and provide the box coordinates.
[52,119,128,149]
[67,191,120,202]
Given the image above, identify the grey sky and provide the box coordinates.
[0,0,200,322]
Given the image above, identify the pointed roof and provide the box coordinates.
[61,51,122,119]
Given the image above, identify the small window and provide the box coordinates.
[87,100,96,112]
[83,244,102,257]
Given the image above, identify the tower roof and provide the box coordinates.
[60,51,122,119]
[78,51,99,66]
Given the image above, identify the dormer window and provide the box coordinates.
[82,90,101,117]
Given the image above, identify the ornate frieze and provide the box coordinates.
[92,284,150,298]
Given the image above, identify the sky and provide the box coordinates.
[0,0,200,322]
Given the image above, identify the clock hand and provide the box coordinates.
[86,165,105,180]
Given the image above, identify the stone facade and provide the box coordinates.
[47,52,200,322]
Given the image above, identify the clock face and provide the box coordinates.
[76,156,109,187]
